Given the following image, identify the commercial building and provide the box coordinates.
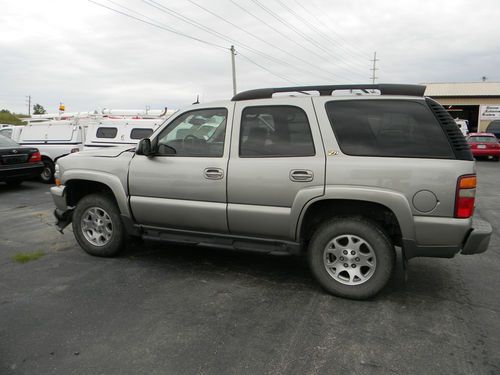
[423,82,500,132]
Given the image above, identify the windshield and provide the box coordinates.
[0,134,19,147]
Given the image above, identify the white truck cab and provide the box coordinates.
[0,126,24,142]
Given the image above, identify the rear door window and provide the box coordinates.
[325,100,454,158]
[239,105,315,157]
[96,127,118,139]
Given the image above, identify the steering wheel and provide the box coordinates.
[184,134,200,142]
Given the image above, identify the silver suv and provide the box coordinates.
[51,84,492,299]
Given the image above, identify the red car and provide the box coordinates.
[467,133,500,161]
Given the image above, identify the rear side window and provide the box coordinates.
[130,128,153,140]
[325,100,454,158]
[240,105,315,157]
[96,127,118,139]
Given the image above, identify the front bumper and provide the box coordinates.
[51,185,73,232]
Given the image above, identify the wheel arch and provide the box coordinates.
[296,187,415,246]
[63,171,130,217]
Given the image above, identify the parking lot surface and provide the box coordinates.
[1,162,499,375]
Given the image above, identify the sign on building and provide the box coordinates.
[480,105,500,120]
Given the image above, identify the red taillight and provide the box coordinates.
[28,151,41,163]
[454,175,476,218]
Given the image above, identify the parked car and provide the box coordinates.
[50,84,491,300]
[485,120,500,139]
[0,125,24,142]
[454,118,469,136]
[467,132,500,161]
[0,134,44,186]
[17,121,85,183]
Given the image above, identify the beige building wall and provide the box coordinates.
[430,97,500,132]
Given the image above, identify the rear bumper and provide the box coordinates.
[0,163,44,182]
[471,149,500,157]
[403,218,492,260]
[461,219,492,255]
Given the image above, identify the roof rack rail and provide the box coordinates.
[231,84,426,101]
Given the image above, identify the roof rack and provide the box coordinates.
[231,84,426,101]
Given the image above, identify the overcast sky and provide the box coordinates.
[1,0,499,114]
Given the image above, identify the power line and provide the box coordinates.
[238,51,300,85]
[186,0,338,82]
[90,1,302,86]
[274,0,368,69]
[228,0,355,82]
[291,0,369,61]
[88,0,228,50]
[142,0,348,82]
[248,0,366,78]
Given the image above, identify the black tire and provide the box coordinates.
[72,193,125,257]
[40,158,55,184]
[6,180,22,186]
[307,217,395,300]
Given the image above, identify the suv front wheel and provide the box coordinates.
[72,193,125,257]
[308,218,395,299]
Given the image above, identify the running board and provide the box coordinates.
[141,227,301,255]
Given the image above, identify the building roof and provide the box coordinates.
[423,82,500,97]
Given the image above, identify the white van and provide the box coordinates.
[455,118,469,136]
[0,126,24,142]
[83,118,165,149]
[18,121,86,182]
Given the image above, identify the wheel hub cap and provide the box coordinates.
[81,207,113,247]
[323,234,377,285]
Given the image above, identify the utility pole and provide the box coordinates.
[370,51,379,85]
[26,95,31,116]
[230,45,237,96]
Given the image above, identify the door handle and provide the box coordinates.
[290,169,314,182]
[204,168,224,180]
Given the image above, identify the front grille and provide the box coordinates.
[426,98,473,161]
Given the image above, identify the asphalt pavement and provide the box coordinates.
[0,162,499,375]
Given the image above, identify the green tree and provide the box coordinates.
[33,103,46,115]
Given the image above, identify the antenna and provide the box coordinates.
[193,94,200,105]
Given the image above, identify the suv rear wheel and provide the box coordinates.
[72,193,125,257]
[307,217,395,299]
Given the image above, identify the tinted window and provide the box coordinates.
[156,108,227,157]
[468,136,497,143]
[96,127,118,139]
[130,128,153,140]
[240,106,315,157]
[325,100,454,158]
[486,121,500,131]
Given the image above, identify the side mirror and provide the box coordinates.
[136,138,153,156]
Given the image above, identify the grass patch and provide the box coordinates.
[12,251,45,264]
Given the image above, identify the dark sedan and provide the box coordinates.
[0,134,44,186]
